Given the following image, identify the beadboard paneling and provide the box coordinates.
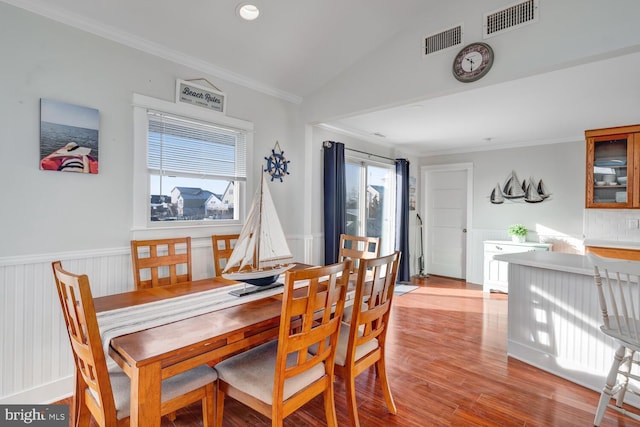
[0,234,311,404]
[0,249,131,403]
[505,263,640,407]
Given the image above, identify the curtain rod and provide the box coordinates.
[345,147,396,162]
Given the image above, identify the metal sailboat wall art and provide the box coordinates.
[222,171,295,293]
[537,179,551,199]
[524,178,544,203]
[502,170,525,199]
[523,177,552,203]
[490,172,551,205]
[490,183,504,204]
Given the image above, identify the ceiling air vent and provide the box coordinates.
[423,25,462,56]
[483,0,538,38]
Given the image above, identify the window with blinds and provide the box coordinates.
[147,111,247,222]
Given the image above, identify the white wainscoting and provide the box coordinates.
[0,234,313,404]
[505,262,640,407]
[0,248,131,404]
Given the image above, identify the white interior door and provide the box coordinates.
[424,166,470,279]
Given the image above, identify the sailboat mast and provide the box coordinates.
[254,173,263,269]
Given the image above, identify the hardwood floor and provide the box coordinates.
[58,275,634,426]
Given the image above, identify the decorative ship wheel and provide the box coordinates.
[264,141,290,182]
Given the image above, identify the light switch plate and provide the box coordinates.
[628,219,640,229]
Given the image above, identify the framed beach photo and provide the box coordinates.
[40,98,100,174]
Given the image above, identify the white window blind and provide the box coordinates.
[147,111,247,181]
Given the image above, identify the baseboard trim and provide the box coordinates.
[0,375,73,404]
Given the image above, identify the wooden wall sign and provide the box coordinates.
[175,79,225,113]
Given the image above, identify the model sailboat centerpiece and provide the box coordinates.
[223,172,295,296]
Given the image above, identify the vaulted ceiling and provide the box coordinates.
[6,0,640,155]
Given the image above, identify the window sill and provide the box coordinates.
[130,222,241,241]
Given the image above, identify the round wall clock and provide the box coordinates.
[452,42,494,83]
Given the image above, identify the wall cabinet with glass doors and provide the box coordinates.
[585,124,640,208]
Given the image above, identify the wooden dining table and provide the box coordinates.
[94,276,289,426]
[92,263,352,427]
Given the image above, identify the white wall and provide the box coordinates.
[421,140,586,284]
[303,0,640,124]
[0,3,305,259]
[0,3,308,403]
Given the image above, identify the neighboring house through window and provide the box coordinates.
[132,94,252,234]
[345,156,396,256]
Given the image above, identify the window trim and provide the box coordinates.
[132,93,254,238]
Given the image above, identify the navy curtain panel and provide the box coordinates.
[395,158,410,282]
[323,141,346,265]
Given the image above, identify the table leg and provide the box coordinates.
[130,362,162,427]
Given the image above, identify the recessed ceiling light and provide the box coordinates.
[237,3,260,21]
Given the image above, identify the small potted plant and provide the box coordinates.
[508,224,528,243]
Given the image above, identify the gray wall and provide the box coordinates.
[303,0,640,124]
[0,4,308,404]
[421,140,586,283]
[0,3,304,258]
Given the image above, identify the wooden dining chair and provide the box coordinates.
[214,260,352,427]
[130,237,192,289]
[338,234,380,273]
[589,254,640,426]
[211,234,239,276]
[338,234,381,322]
[334,251,401,427]
[51,261,216,427]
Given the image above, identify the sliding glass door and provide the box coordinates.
[345,158,396,256]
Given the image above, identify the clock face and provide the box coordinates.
[453,42,494,82]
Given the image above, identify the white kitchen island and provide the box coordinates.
[494,251,640,407]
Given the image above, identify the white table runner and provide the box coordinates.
[97,275,354,369]
[97,279,290,367]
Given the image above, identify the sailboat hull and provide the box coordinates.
[222,264,295,286]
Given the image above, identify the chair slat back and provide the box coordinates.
[338,234,380,272]
[52,261,116,425]
[589,253,640,345]
[274,260,351,403]
[131,237,192,289]
[212,234,239,276]
[348,251,401,364]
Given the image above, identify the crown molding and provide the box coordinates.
[2,0,303,104]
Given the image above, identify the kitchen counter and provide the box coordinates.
[493,251,592,276]
[497,250,640,408]
[583,239,640,250]
[583,239,640,261]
